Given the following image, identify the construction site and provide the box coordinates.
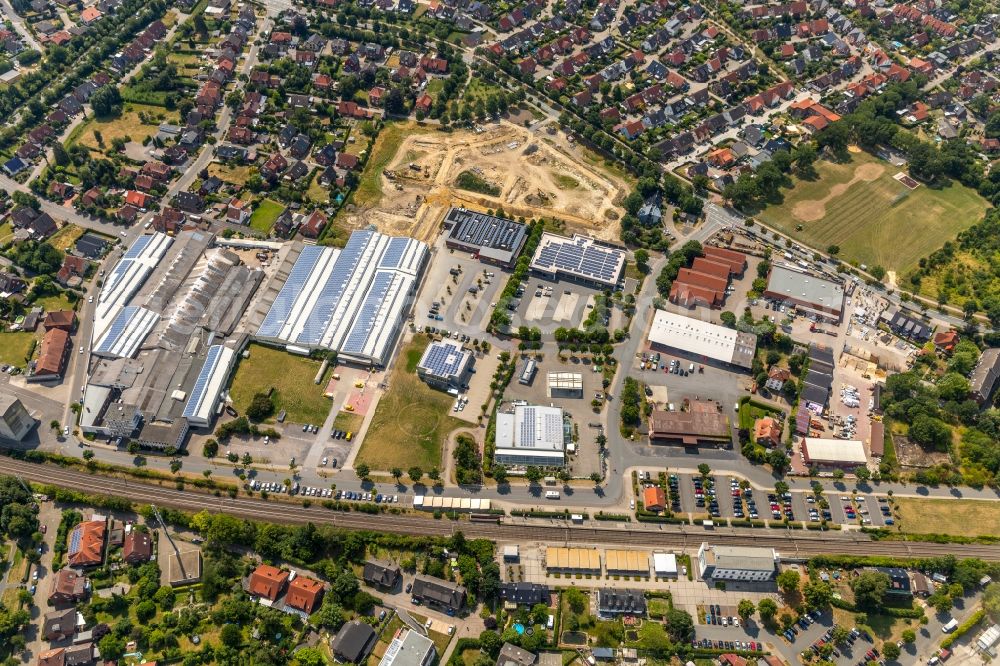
[338,121,632,243]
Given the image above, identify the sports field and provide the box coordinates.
[355,335,464,472]
[756,150,989,275]
[228,344,331,425]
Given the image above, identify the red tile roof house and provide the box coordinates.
[66,520,106,567]
[932,330,958,354]
[124,190,150,209]
[285,575,325,614]
[299,210,328,239]
[48,568,89,606]
[227,198,252,225]
[248,564,289,601]
[414,94,433,114]
[123,530,153,564]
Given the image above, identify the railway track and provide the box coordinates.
[5,459,999,560]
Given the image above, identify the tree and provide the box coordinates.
[408,467,423,484]
[566,588,587,614]
[854,466,871,481]
[882,641,900,661]
[589,472,602,484]
[804,579,833,609]
[827,245,840,255]
[720,311,737,328]
[850,570,890,610]
[492,466,508,484]
[391,467,403,483]
[202,439,218,458]
[737,599,755,620]
[653,606,690,642]
[246,392,274,421]
[901,629,916,644]
[220,623,242,647]
[758,597,778,622]
[633,249,650,273]
[697,463,711,476]
[777,569,800,595]
[831,624,851,645]
[355,463,370,480]
[525,466,544,483]
[53,142,70,167]
[90,85,122,118]
[49,420,60,433]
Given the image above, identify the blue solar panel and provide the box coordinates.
[378,237,409,269]
[420,342,463,378]
[183,345,224,418]
[68,527,82,555]
[258,246,326,338]
[296,235,369,345]
[342,271,393,352]
[123,234,153,259]
[104,259,135,294]
[95,306,139,353]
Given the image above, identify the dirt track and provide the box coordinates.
[339,121,631,243]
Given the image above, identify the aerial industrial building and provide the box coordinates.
[494,404,567,466]
[647,309,757,369]
[530,232,626,288]
[648,400,731,446]
[443,207,527,267]
[800,437,868,469]
[546,372,583,398]
[415,340,473,392]
[697,543,777,583]
[0,395,34,441]
[81,231,263,449]
[255,230,429,367]
[764,265,844,322]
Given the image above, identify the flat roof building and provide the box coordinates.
[653,553,678,578]
[546,371,582,398]
[647,309,757,369]
[764,265,844,322]
[416,340,473,392]
[529,232,626,288]
[605,550,649,575]
[648,400,731,446]
[444,207,527,267]
[182,345,237,427]
[697,543,778,582]
[494,405,566,466]
[256,230,429,367]
[378,628,436,666]
[800,437,867,468]
[0,395,34,441]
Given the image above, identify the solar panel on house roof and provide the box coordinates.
[68,528,82,555]
[419,341,465,378]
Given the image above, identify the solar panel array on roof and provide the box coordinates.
[68,528,82,556]
[182,345,236,424]
[93,306,159,358]
[530,233,625,286]
[123,234,153,259]
[444,207,528,265]
[419,341,466,379]
[256,231,429,366]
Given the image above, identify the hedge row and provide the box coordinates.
[941,609,985,649]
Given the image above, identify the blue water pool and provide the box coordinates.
[513,623,525,635]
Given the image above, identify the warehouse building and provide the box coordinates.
[182,345,238,427]
[255,230,429,367]
[648,400,731,446]
[94,233,173,344]
[494,404,567,467]
[647,309,757,369]
[416,340,473,392]
[546,372,582,398]
[697,543,777,583]
[529,232,626,288]
[92,306,160,359]
[691,256,734,279]
[545,547,601,574]
[764,265,844,322]
[443,207,527,267]
[800,437,867,469]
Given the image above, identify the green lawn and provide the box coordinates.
[34,292,76,313]
[355,335,464,472]
[0,332,36,367]
[0,222,15,245]
[354,122,435,207]
[893,497,1000,538]
[333,411,364,434]
[228,344,332,425]
[248,199,285,234]
[71,104,179,150]
[47,224,84,252]
[755,150,989,274]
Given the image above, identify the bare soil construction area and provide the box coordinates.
[339,121,631,243]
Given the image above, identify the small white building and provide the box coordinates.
[653,553,677,578]
[547,371,582,398]
[977,624,1000,656]
[494,405,566,467]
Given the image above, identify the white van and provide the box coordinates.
[544,490,560,500]
[942,618,958,633]
[688,363,695,373]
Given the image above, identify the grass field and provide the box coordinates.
[34,292,75,313]
[0,222,13,246]
[71,104,179,150]
[47,224,84,252]
[208,163,252,186]
[354,122,435,207]
[228,344,331,425]
[333,411,363,434]
[893,497,1000,538]
[0,332,36,366]
[247,199,284,234]
[755,150,989,274]
[355,335,464,471]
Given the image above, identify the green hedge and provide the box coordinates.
[636,512,688,524]
[594,513,631,522]
[830,597,924,618]
[447,638,482,666]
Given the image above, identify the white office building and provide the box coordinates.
[494,405,566,467]
[697,543,778,583]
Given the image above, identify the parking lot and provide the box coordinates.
[503,347,605,479]
[509,275,609,333]
[632,348,742,427]
[416,240,509,336]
